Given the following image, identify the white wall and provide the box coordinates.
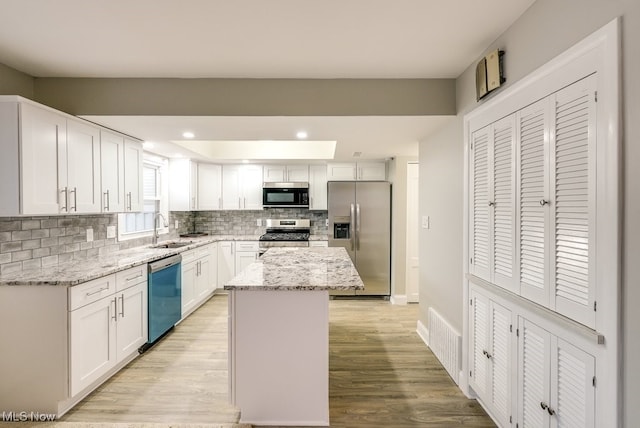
[418,0,639,425]
[390,156,418,302]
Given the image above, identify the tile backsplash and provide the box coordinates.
[0,209,327,275]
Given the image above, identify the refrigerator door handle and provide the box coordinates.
[350,203,356,251]
[356,203,361,250]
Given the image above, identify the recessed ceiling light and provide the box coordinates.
[296,131,308,139]
[182,131,195,139]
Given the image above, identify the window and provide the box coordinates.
[118,156,169,241]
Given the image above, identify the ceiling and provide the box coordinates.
[0,0,536,161]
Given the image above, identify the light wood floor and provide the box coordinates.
[62,294,495,427]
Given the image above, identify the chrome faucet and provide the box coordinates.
[153,212,169,245]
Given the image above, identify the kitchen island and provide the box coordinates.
[224,247,363,426]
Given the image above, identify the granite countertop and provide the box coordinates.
[224,247,364,291]
[0,235,261,286]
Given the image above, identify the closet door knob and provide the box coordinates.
[540,199,549,206]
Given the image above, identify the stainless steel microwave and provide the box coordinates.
[262,182,309,208]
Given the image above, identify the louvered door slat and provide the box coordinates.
[490,302,512,427]
[472,128,490,280]
[492,116,516,291]
[470,292,489,398]
[552,75,596,327]
[519,319,550,428]
[518,99,549,305]
[553,339,595,428]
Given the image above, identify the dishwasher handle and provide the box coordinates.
[148,254,182,273]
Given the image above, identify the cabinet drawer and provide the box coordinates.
[69,274,116,311]
[181,248,198,264]
[194,244,212,258]
[116,265,147,291]
[236,241,259,252]
[309,241,328,247]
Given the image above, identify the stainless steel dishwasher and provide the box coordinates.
[141,254,182,352]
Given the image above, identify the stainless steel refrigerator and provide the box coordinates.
[328,181,391,296]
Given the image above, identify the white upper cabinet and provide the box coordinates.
[123,139,144,212]
[327,161,386,181]
[169,158,198,211]
[518,98,551,306]
[469,115,517,293]
[66,119,102,213]
[263,164,309,183]
[100,130,125,213]
[198,163,223,210]
[469,76,598,329]
[17,102,67,215]
[222,164,263,210]
[549,75,597,328]
[308,165,328,210]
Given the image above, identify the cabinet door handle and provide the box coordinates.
[111,298,117,321]
[104,190,110,211]
[238,197,241,209]
[69,187,77,211]
[119,294,125,318]
[60,187,68,212]
[488,201,495,206]
[127,192,132,211]
[243,197,246,208]
[219,197,222,209]
[86,286,109,296]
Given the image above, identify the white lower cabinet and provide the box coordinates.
[517,318,595,428]
[218,241,235,288]
[235,241,259,275]
[69,268,147,397]
[469,290,513,428]
[469,284,597,428]
[181,244,216,317]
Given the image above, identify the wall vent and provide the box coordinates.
[428,307,461,384]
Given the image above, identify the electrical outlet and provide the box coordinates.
[106,225,116,239]
[421,216,430,229]
[86,228,94,242]
[257,219,262,226]
[175,220,179,229]
[325,219,329,227]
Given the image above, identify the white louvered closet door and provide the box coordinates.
[518,318,551,428]
[470,126,491,281]
[488,301,513,428]
[469,290,489,399]
[550,339,595,428]
[491,116,518,292]
[550,75,597,328]
[518,99,551,307]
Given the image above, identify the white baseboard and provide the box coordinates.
[390,294,408,305]
[416,319,429,347]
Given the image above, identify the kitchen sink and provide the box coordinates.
[151,241,192,249]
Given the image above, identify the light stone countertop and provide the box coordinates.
[0,235,261,286]
[224,247,364,291]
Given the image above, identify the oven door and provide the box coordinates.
[262,183,309,207]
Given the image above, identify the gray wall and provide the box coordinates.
[418,0,639,425]
[32,78,455,116]
[0,62,34,98]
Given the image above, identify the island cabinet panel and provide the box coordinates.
[229,290,330,426]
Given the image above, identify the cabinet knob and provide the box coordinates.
[547,407,556,416]
[539,199,549,206]
[540,402,548,411]
[488,201,495,207]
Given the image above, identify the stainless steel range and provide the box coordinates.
[259,219,310,255]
